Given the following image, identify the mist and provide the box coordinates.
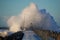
[7,3,59,32]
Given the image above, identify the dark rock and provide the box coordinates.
[5,31,24,40]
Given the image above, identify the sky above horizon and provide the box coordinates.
[0,0,60,26]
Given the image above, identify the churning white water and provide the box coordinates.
[7,3,59,32]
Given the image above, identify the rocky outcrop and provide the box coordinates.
[5,31,24,40]
[34,30,60,40]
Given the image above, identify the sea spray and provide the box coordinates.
[7,3,59,33]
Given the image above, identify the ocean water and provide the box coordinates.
[22,31,55,40]
[22,31,41,40]
[0,30,55,40]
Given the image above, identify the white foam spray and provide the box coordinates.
[7,3,59,33]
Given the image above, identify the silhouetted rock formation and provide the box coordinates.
[0,36,4,40]
[34,30,60,40]
[5,31,24,40]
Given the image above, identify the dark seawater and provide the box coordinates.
[0,30,56,40]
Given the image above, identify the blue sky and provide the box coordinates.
[0,0,60,26]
